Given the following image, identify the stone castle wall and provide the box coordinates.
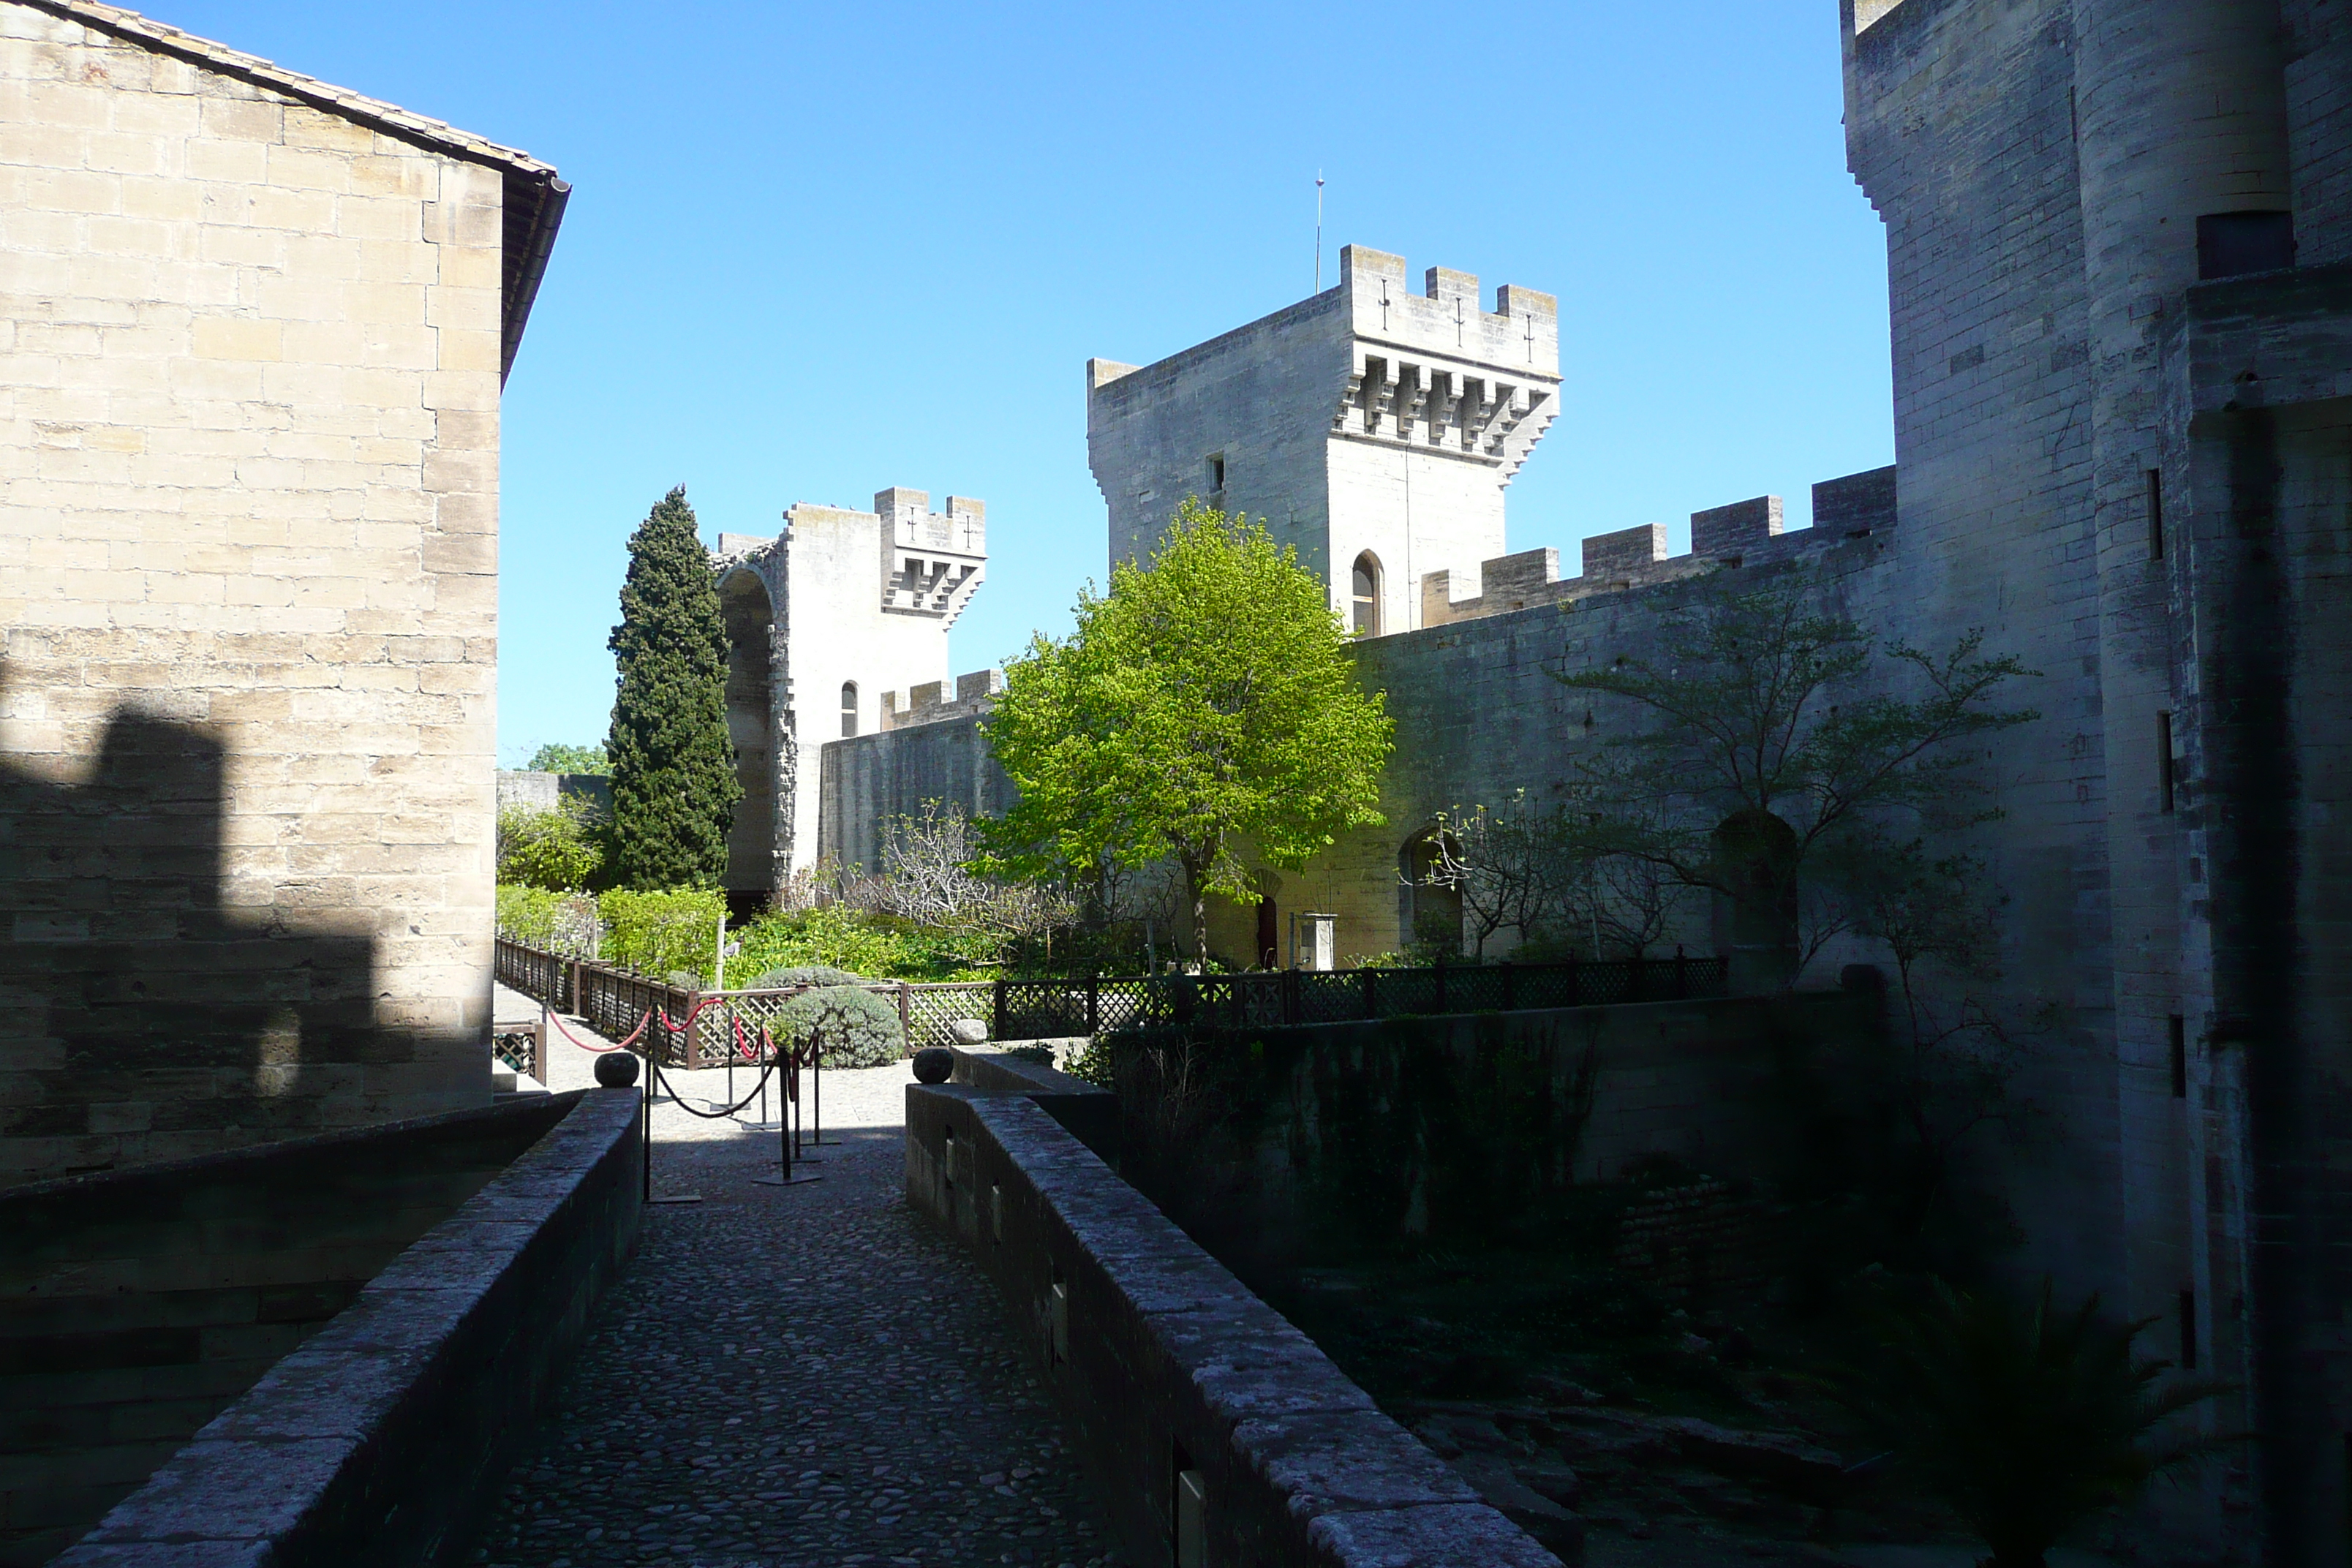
[0,1,560,1182]
[817,689,1012,874]
[823,6,2352,1554]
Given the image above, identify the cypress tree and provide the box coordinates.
[606,486,740,889]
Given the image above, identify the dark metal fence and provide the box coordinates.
[986,952,1728,1040]
[493,936,1727,1058]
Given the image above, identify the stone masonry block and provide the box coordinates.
[1579,523,1668,580]
[1689,494,1784,557]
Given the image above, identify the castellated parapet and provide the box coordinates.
[1420,468,1894,625]
[711,488,987,900]
[1088,244,1560,637]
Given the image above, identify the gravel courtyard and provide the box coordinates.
[470,988,1120,1567]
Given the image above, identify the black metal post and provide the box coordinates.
[1087,973,1100,1036]
[1675,945,1689,998]
[1501,960,1516,1011]
[993,978,1006,1042]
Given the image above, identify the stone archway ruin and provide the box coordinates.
[720,569,780,911]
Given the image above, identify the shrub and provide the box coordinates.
[742,965,861,989]
[497,801,604,890]
[496,885,600,954]
[774,984,905,1068]
[728,905,984,983]
[598,887,726,981]
[1834,1278,2227,1568]
[497,883,566,944]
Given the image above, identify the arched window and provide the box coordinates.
[1352,552,1382,636]
[840,682,859,739]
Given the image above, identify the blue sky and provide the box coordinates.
[161,1,1894,764]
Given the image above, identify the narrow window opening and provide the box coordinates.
[1172,1445,1207,1568]
[2157,712,2175,813]
[841,681,859,739]
[1048,1270,1068,1365]
[1352,551,1382,636]
[2179,1289,2198,1370]
[1206,453,1225,493]
[2147,469,2165,559]
[2195,210,2296,280]
[2169,1015,2188,1098]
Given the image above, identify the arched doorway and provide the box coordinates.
[1398,826,1461,957]
[1352,551,1383,636]
[720,570,777,909]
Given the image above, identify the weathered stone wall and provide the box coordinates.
[816,702,1012,873]
[0,1,559,1183]
[1092,991,1882,1282]
[493,769,610,815]
[48,1086,641,1568]
[0,1093,582,1564]
[905,1083,1564,1567]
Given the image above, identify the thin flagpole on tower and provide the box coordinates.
[1315,170,1324,291]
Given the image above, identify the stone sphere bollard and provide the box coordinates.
[911,1047,954,1085]
[594,1051,641,1088]
[949,1018,990,1047]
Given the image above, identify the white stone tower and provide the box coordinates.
[1087,245,1559,636]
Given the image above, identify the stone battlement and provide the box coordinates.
[1334,244,1558,367]
[1419,467,1895,627]
[881,668,1003,733]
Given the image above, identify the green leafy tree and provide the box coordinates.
[606,486,739,889]
[1554,573,2037,984]
[526,741,609,774]
[981,500,1393,966]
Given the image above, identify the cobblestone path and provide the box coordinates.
[472,997,1120,1567]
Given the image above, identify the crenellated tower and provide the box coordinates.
[1087,244,1558,636]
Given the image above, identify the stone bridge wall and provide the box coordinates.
[905,1079,1564,1567]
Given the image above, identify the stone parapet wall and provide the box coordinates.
[494,769,611,815]
[1419,467,1893,627]
[0,1090,612,1564]
[50,1085,642,1567]
[1099,992,1881,1278]
[905,1083,1562,1567]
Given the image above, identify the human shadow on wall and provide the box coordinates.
[0,701,379,1175]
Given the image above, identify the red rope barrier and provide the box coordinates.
[543,1006,651,1055]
